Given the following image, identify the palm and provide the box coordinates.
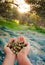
[17,36,30,56]
[4,38,17,57]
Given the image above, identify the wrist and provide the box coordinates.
[17,53,27,60]
[6,53,15,59]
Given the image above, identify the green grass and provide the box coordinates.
[28,24,45,34]
[0,17,45,34]
[0,17,28,30]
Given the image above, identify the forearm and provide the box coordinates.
[2,54,15,65]
[17,54,32,65]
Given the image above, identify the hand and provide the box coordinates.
[17,36,30,57]
[4,38,17,59]
[2,38,17,65]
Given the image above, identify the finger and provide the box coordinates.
[4,38,17,52]
[17,36,26,43]
[25,41,30,48]
[4,42,9,48]
[18,36,29,46]
[4,38,17,50]
[24,42,30,52]
[17,36,30,48]
[4,43,10,52]
[9,38,17,43]
[21,42,30,52]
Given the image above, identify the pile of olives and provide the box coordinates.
[7,40,26,54]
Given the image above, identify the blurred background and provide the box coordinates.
[0,0,45,65]
[0,0,45,33]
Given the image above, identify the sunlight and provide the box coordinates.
[12,19,19,24]
[14,0,30,13]
[14,0,25,5]
[15,20,19,24]
[18,4,30,13]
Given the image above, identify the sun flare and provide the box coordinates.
[14,0,30,13]
[18,4,30,13]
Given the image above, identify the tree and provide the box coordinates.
[25,0,45,18]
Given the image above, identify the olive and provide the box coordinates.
[7,40,27,54]
[13,50,15,53]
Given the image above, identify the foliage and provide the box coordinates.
[0,17,45,34]
[25,0,45,18]
[0,0,45,29]
[0,17,27,30]
[28,24,45,34]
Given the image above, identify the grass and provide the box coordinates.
[28,24,45,34]
[0,17,27,30]
[0,17,45,34]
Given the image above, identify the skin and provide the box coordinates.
[2,38,17,65]
[17,36,32,65]
[2,36,32,65]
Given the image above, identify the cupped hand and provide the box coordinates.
[4,36,30,60]
[17,36,30,56]
[4,38,17,59]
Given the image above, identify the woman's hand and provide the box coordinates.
[2,38,17,65]
[17,36,31,65]
[4,38,17,59]
[3,37,31,65]
[17,36,30,57]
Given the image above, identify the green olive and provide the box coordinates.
[7,40,27,54]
